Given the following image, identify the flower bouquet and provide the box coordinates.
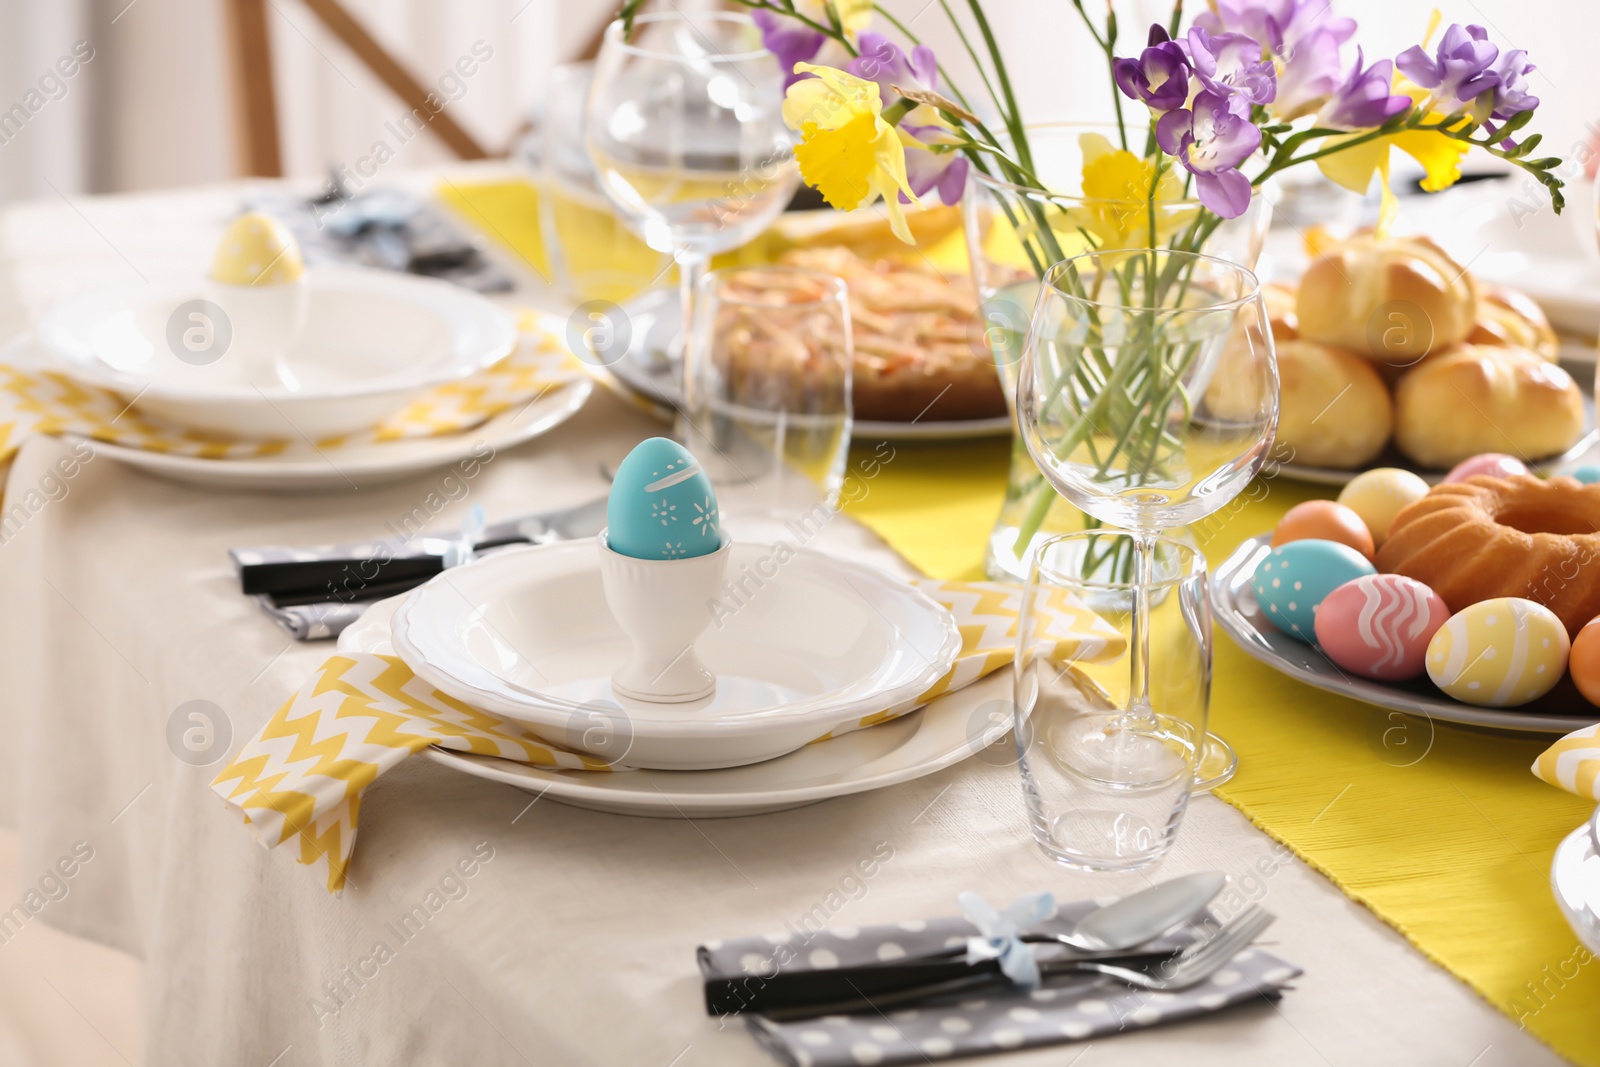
[618,0,1565,577]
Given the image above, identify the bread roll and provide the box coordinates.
[1393,344,1584,468]
[1296,233,1476,365]
[1467,283,1559,361]
[1268,340,1393,469]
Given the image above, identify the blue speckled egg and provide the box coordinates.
[606,437,722,560]
[1253,538,1375,644]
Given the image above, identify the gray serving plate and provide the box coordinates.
[1211,535,1600,735]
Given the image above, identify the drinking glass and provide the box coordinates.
[1017,250,1278,790]
[1015,530,1210,870]
[679,265,852,543]
[539,61,671,304]
[587,12,800,379]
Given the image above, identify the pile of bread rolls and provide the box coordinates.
[1260,232,1587,470]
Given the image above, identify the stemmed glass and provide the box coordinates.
[586,12,800,381]
[1017,250,1279,791]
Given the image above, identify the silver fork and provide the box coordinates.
[760,905,1276,1022]
[1058,905,1275,991]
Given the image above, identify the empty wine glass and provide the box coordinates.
[587,12,800,381]
[1017,250,1279,791]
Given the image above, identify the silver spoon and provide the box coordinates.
[1047,870,1229,952]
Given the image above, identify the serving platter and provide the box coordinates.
[595,288,1013,441]
[341,595,1002,818]
[1212,535,1600,735]
[1274,428,1600,487]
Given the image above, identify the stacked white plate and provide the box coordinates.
[23,267,592,490]
[344,540,991,817]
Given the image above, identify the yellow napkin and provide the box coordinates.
[0,313,580,471]
[212,580,1124,892]
[1535,723,1600,801]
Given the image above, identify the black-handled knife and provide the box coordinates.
[236,496,608,599]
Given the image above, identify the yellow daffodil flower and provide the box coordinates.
[783,63,920,242]
[1069,133,1195,249]
[1316,84,1471,234]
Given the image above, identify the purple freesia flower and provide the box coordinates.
[1196,0,1354,57]
[847,31,939,96]
[1114,25,1193,115]
[752,8,824,88]
[1396,24,1500,106]
[1156,90,1261,218]
[1316,49,1412,130]
[901,128,970,204]
[1273,25,1347,118]
[1186,27,1277,106]
[1487,48,1539,119]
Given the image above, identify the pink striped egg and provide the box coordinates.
[1313,574,1451,681]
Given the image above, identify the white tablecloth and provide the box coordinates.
[0,177,1566,1066]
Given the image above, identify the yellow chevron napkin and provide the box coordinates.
[0,312,580,471]
[1534,723,1600,801]
[212,580,1124,892]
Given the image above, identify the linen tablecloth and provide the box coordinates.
[0,175,1570,1066]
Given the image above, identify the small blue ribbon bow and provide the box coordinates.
[957,890,1056,989]
[442,504,487,570]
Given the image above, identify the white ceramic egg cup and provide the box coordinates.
[597,530,733,702]
[203,277,310,389]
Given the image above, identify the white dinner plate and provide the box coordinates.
[1212,535,1600,734]
[36,266,517,438]
[596,288,1013,440]
[390,540,962,770]
[340,594,1004,818]
[66,375,590,492]
[1551,811,1600,956]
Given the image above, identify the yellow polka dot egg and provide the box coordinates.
[1425,598,1570,707]
[211,212,304,286]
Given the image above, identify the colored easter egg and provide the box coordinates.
[212,212,304,286]
[1313,574,1451,681]
[1271,500,1375,559]
[1574,466,1600,485]
[1252,539,1376,643]
[606,437,722,560]
[1569,617,1600,706]
[1337,467,1429,548]
[1443,453,1530,483]
[1425,598,1570,707]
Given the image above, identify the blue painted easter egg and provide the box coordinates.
[1573,466,1600,485]
[1252,538,1376,644]
[606,437,722,560]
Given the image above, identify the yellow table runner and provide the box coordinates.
[441,179,1600,1065]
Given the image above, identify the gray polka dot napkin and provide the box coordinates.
[698,898,1299,1066]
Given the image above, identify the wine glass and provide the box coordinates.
[586,12,800,383]
[1017,250,1278,791]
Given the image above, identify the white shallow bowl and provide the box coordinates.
[390,540,963,770]
[35,266,516,439]
[341,594,1005,818]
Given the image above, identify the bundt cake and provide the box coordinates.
[1376,474,1600,638]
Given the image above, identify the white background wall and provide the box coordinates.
[0,0,1592,200]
